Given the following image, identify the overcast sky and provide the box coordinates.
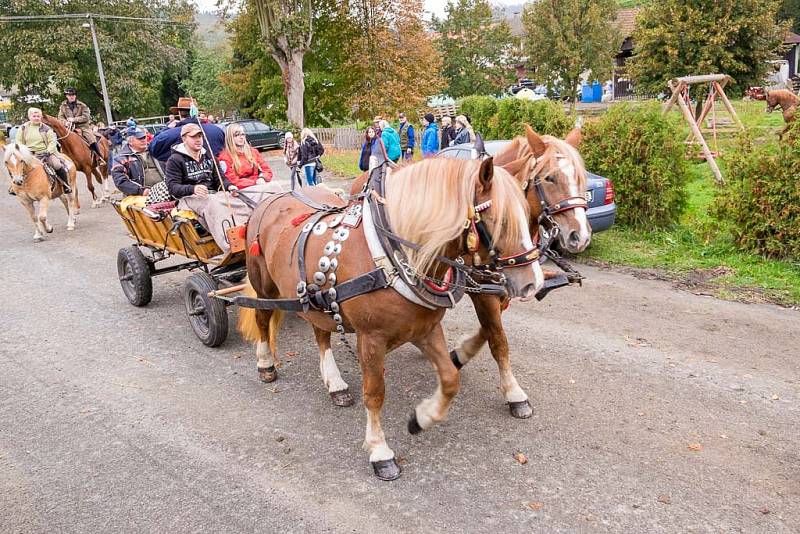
[191,0,524,19]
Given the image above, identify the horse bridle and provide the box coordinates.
[464,199,540,272]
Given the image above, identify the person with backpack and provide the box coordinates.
[298,128,324,186]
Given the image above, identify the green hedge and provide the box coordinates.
[459,96,572,139]
[714,125,800,259]
[581,102,689,229]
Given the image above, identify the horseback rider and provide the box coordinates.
[15,107,72,194]
[57,87,103,159]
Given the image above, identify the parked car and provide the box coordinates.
[437,140,616,234]
[220,119,285,150]
[141,123,168,136]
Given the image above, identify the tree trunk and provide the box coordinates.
[285,51,305,130]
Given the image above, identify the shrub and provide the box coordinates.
[458,96,572,139]
[714,124,800,259]
[581,102,690,228]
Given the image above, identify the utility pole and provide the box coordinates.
[84,15,113,125]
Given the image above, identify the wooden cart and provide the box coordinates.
[112,196,247,347]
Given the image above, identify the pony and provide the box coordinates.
[766,89,800,138]
[453,126,591,418]
[239,157,544,480]
[42,112,110,209]
[3,143,78,241]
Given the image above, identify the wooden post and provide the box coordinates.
[676,92,725,185]
[663,80,684,115]
[713,81,745,130]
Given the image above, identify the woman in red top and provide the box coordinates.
[217,123,273,190]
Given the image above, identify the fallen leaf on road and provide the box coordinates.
[688,443,703,452]
[137,357,154,366]
[624,335,650,348]
[658,494,671,504]
[285,351,298,358]
[528,502,542,511]
[771,394,779,400]
[759,506,770,515]
[514,452,528,465]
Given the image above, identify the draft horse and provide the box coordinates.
[766,89,800,138]
[42,112,110,209]
[453,126,591,418]
[238,157,544,480]
[3,143,78,241]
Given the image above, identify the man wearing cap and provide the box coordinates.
[148,97,225,163]
[165,123,281,253]
[57,87,102,158]
[111,128,162,197]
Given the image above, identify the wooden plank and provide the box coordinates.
[713,81,745,130]
[662,80,684,115]
[672,74,729,84]
[676,94,725,184]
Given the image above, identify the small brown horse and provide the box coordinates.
[766,89,800,138]
[239,157,543,479]
[42,112,110,209]
[453,126,591,418]
[3,143,78,241]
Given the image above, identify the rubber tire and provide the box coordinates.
[183,272,228,347]
[117,246,153,307]
[276,135,285,150]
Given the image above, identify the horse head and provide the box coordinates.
[500,125,591,254]
[3,143,35,186]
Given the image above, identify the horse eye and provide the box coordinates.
[545,175,556,183]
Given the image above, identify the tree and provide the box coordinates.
[251,0,313,129]
[180,45,238,115]
[521,0,619,112]
[434,0,520,98]
[345,0,444,119]
[779,0,800,33]
[628,0,789,97]
[0,0,194,121]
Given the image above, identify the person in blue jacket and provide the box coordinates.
[379,120,401,163]
[421,113,439,158]
[148,98,225,163]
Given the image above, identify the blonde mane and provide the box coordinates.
[533,136,587,191]
[3,143,35,167]
[383,158,528,274]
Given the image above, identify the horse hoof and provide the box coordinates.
[33,236,44,243]
[67,226,75,231]
[508,400,534,419]
[330,388,354,407]
[258,366,277,383]
[372,458,402,481]
[45,226,53,234]
[407,412,422,435]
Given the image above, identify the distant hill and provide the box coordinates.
[195,11,228,48]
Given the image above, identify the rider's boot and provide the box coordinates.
[90,141,103,160]
[56,166,72,194]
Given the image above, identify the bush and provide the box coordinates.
[714,124,800,259]
[458,96,572,139]
[581,102,689,228]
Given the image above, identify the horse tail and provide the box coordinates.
[237,280,262,343]
[237,280,284,347]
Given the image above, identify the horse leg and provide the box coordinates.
[408,324,461,434]
[312,325,354,407]
[83,165,99,208]
[357,333,400,480]
[59,194,75,231]
[254,309,282,383]
[94,166,109,203]
[457,295,532,418]
[19,197,44,242]
[37,196,53,234]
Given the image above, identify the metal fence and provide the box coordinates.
[314,127,423,150]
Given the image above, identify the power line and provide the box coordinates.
[0,13,193,26]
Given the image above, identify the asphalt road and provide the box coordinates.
[1,156,798,533]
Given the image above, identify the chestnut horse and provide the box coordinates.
[238,157,544,479]
[3,143,78,241]
[452,126,591,418]
[42,112,110,209]
[766,89,800,138]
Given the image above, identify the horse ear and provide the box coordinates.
[525,124,547,158]
[501,156,529,180]
[478,156,494,190]
[565,127,582,148]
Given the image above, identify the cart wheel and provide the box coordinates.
[117,246,153,306]
[184,272,228,347]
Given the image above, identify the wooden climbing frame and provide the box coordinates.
[663,74,744,185]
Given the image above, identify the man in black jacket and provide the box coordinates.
[111,128,162,197]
